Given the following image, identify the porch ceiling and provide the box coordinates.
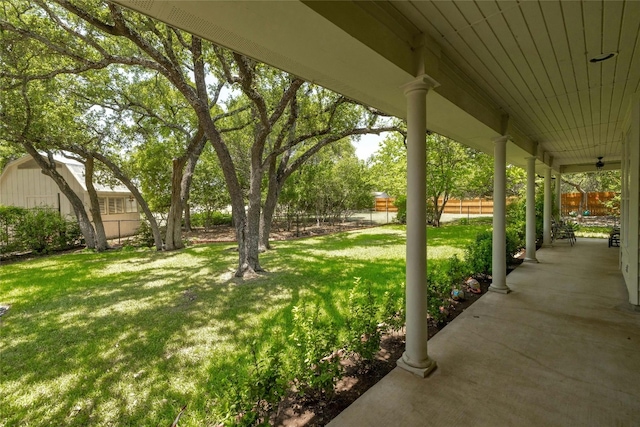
[115,0,639,172]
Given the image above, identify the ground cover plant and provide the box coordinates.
[0,221,490,426]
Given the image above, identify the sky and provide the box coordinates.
[352,132,389,161]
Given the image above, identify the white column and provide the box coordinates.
[622,98,640,306]
[525,156,538,263]
[489,136,510,293]
[543,167,552,246]
[397,76,437,377]
[556,172,562,219]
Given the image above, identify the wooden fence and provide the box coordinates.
[376,192,619,217]
[561,192,618,216]
[374,197,501,214]
[375,198,398,212]
[442,198,497,214]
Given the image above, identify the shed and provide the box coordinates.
[0,154,140,239]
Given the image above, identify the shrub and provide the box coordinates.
[380,289,405,333]
[211,355,284,426]
[505,227,523,262]
[346,278,382,364]
[465,230,523,277]
[426,256,471,323]
[506,198,526,243]
[240,345,287,426]
[427,266,450,323]
[394,195,406,224]
[445,254,470,286]
[134,219,157,247]
[60,219,83,248]
[465,230,493,276]
[289,304,342,397]
[190,211,233,229]
[11,207,80,254]
[0,205,28,253]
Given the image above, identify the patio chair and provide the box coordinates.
[609,227,620,247]
[552,219,577,246]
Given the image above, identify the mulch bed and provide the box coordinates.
[271,275,497,427]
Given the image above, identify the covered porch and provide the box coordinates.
[329,238,640,426]
[112,0,640,411]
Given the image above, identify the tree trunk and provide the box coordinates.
[84,155,109,251]
[238,129,266,275]
[245,196,263,273]
[21,144,97,249]
[432,196,441,227]
[165,157,187,250]
[88,151,164,250]
[180,135,207,234]
[184,203,192,232]
[259,189,278,251]
[562,178,587,220]
[259,155,281,251]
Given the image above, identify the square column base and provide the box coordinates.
[396,356,437,378]
[524,257,539,263]
[489,285,511,294]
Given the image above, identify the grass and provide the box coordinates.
[572,224,613,238]
[0,222,489,426]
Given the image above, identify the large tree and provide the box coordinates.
[1,0,399,275]
[368,132,519,226]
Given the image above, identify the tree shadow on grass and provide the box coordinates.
[0,224,470,426]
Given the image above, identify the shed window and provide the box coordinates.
[125,198,138,213]
[98,198,107,215]
[108,198,124,214]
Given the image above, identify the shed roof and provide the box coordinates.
[1,153,131,194]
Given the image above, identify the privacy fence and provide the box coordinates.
[375,197,504,215]
[561,192,618,217]
[376,192,619,217]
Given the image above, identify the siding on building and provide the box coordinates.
[0,155,140,239]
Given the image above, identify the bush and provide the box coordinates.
[346,278,382,364]
[380,289,405,333]
[426,256,471,323]
[506,191,557,246]
[10,207,81,254]
[190,211,233,229]
[394,195,406,224]
[465,230,522,277]
[0,205,28,253]
[211,343,286,427]
[134,219,160,248]
[427,266,451,324]
[465,230,493,276]
[505,227,523,261]
[445,254,470,286]
[288,304,342,397]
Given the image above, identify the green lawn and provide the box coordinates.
[0,222,488,426]
[572,225,612,239]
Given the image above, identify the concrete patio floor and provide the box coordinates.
[328,238,640,426]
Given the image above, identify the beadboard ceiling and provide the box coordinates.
[389,0,638,169]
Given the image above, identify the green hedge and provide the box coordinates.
[190,211,233,229]
[0,205,82,254]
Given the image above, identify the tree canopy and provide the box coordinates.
[1,0,400,274]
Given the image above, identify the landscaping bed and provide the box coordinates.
[273,275,495,426]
